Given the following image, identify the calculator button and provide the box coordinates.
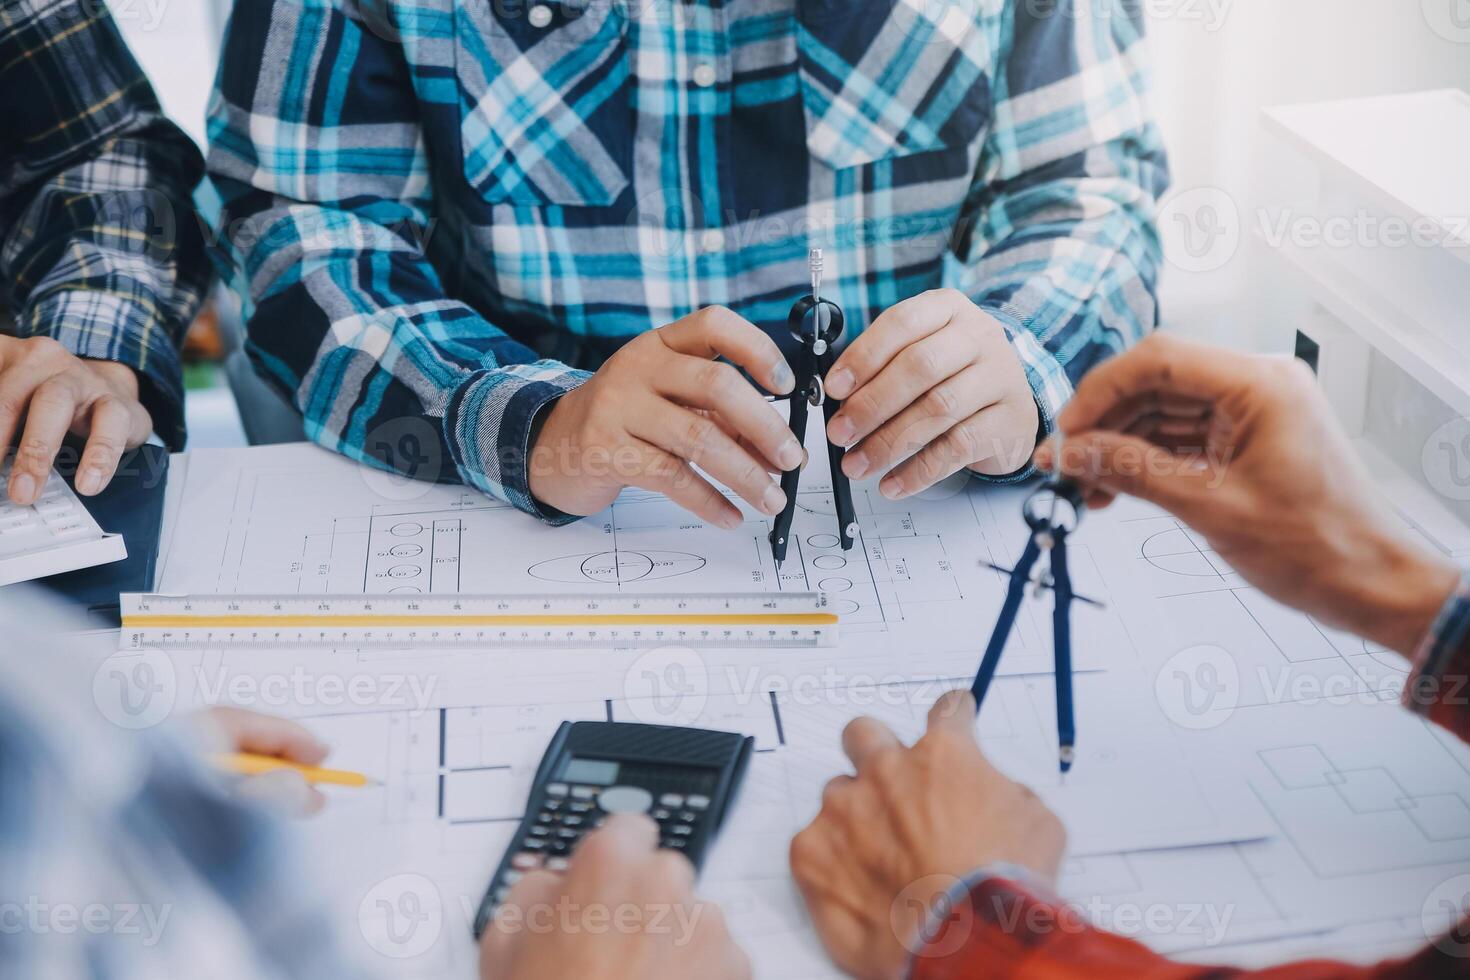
[686,795,711,810]
[546,783,569,797]
[529,825,551,838]
[549,840,570,855]
[544,798,564,812]
[652,808,672,821]
[562,815,585,827]
[546,857,570,872]
[679,811,697,823]
[502,870,523,885]
[568,801,594,814]
[659,793,684,808]
[556,828,579,840]
[597,785,654,815]
[523,837,547,851]
[511,853,543,871]
[536,812,555,824]
[671,824,693,836]
[665,837,687,849]
[571,786,596,800]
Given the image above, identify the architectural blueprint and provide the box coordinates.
[148,443,1470,975]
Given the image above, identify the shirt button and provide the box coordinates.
[692,63,718,88]
[528,4,553,28]
[700,228,726,253]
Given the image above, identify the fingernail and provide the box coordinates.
[826,368,854,399]
[828,416,855,446]
[9,473,35,504]
[772,362,796,395]
[761,483,788,516]
[77,468,104,495]
[777,440,804,471]
[845,450,870,480]
[718,511,743,530]
[880,476,904,500]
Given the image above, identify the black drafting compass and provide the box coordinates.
[768,249,857,570]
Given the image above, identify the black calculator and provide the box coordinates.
[472,720,755,937]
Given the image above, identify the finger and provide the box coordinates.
[210,706,331,766]
[74,395,137,496]
[824,289,962,401]
[636,401,787,517]
[821,774,855,808]
[1057,335,1256,436]
[702,411,781,473]
[826,326,976,449]
[841,716,902,774]
[627,440,744,530]
[881,403,1031,499]
[659,306,795,396]
[647,847,697,895]
[0,360,52,453]
[1054,429,1220,515]
[482,868,565,976]
[844,363,991,480]
[233,768,328,818]
[571,813,660,883]
[8,375,80,505]
[659,357,805,473]
[927,690,978,734]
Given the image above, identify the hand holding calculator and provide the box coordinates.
[0,462,125,587]
[473,720,754,937]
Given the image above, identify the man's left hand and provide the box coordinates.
[823,289,1038,499]
[789,691,1066,980]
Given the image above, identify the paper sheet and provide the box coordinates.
[148,443,1470,975]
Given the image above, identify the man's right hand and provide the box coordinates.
[1034,334,1460,656]
[480,814,750,980]
[528,307,803,527]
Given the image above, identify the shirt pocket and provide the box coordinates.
[794,0,993,171]
[454,0,633,207]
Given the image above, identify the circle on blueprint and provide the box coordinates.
[1422,417,1470,503]
[93,649,177,730]
[812,554,847,570]
[386,565,423,579]
[817,577,853,593]
[1423,874,1470,957]
[1422,0,1470,43]
[1154,644,1239,730]
[390,522,425,538]
[1158,186,1241,274]
[389,586,422,594]
[622,646,709,726]
[892,874,972,960]
[835,599,860,615]
[359,417,444,501]
[358,873,442,959]
[389,543,424,558]
[807,533,841,549]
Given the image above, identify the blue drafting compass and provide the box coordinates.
[971,470,1096,773]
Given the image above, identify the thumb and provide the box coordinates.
[1054,430,1217,516]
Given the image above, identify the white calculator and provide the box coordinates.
[0,463,126,587]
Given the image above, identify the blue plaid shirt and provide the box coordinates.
[207,0,1167,519]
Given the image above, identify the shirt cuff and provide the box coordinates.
[1405,577,1470,732]
[445,361,592,524]
[972,303,1073,485]
[907,864,1075,980]
[18,290,186,451]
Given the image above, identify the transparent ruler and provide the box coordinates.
[119,592,838,650]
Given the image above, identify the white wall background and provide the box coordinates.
[1148,0,1470,351]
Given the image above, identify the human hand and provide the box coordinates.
[1034,334,1459,656]
[789,691,1066,980]
[0,336,153,504]
[204,706,332,817]
[528,307,803,527]
[822,289,1039,498]
[480,814,749,980]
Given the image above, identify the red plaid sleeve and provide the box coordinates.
[909,876,1468,979]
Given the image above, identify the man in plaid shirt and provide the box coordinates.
[0,0,209,504]
[207,0,1167,525]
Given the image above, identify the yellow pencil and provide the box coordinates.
[212,752,378,788]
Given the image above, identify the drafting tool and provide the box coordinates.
[119,592,838,650]
[212,752,378,787]
[769,249,857,569]
[473,720,753,937]
[971,474,1087,773]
